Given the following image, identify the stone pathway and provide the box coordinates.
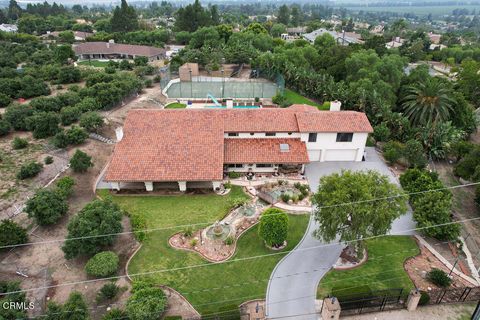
[89,132,115,144]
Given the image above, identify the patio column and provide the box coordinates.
[144,181,153,192]
[178,181,187,192]
[300,164,305,174]
[212,181,221,191]
[110,182,120,191]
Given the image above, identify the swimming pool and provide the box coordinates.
[206,105,260,109]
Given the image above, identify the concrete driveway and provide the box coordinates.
[265,147,416,319]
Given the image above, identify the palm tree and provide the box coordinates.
[401,78,456,126]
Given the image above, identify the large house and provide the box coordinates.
[303,28,364,46]
[104,104,373,192]
[73,41,165,62]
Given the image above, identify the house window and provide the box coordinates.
[308,133,317,142]
[228,164,243,168]
[266,132,276,137]
[228,132,239,137]
[256,164,273,168]
[336,133,353,142]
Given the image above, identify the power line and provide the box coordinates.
[2,181,479,250]
[3,217,478,296]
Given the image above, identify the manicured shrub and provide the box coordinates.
[373,123,390,142]
[44,156,54,164]
[0,119,11,136]
[280,193,290,202]
[258,208,289,248]
[190,239,198,247]
[25,189,68,225]
[126,284,167,320]
[419,291,430,305]
[16,161,43,180]
[0,220,28,249]
[12,137,28,149]
[53,126,88,148]
[85,251,119,277]
[70,149,93,173]
[144,79,153,88]
[428,268,452,288]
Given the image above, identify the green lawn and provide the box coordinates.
[317,236,419,299]
[105,187,310,316]
[284,89,330,110]
[165,102,187,109]
[77,60,110,68]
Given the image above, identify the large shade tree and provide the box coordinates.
[401,78,456,126]
[312,170,407,250]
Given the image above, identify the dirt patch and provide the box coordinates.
[434,160,480,271]
[405,243,473,290]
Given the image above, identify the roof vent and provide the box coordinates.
[280,143,290,152]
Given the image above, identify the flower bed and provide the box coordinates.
[256,180,311,206]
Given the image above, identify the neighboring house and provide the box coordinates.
[0,24,18,33]
[73,40,166,62]
[166,45,185,58]
[303,28,364,45]
[104,103,373,192]
[386,37,405,49]
[429,43,447,51]
[428,32,442,44]
[286,27,307,37]
[41,31,93,41]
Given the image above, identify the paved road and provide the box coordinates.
[265,148,416,319]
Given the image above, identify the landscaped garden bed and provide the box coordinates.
[106,186,310,316]
[256,180,311,206]
[169,196,267,262]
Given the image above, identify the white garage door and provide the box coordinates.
[324,149,357,161]
[308,150,321,161]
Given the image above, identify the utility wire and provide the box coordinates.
[3,217,479,296]
[2,181,479,250]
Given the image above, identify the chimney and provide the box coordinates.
[115,127,123,142]
[330,100,342,111]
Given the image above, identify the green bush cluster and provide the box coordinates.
[12,137,28,150]
[258,208,289,247]
[400,169,460,241]
[16,161,43,180]
[0,220,28,249]
[383,140,427,168]
[70,149,93,173]
[427,268,452,288]
[97,283,120,302]
[85,251,119,277]
[53,126,88,148]
[453,145,480,181]
[126,283,167,320]
[228,171,241,179]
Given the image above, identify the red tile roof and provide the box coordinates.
[74,42,165,58]
[224,138,309,164]
[105,106,372,182]
[220,108,300,132]
[295,111,373,133]
[105,109,224,182]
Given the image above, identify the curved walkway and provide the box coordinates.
[266,148,416,319]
